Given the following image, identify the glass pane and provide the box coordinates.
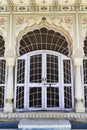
[84,86,87,108]
[47,87,59,107]
[63,60,71,84]
[84,38,87,56]
[0,86,4,108]
[83,60,87,84]
[0,35,5,57]
[47,54,58,83]
[16,86,24,109]
[0,60,6,84]
[30,55,42,83]
[29,87,42,108]
[64,86,72,108]
[19,28,69,56]
[17,60,25,83]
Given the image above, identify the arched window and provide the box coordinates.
[18,27,70,56]
[0,35,6,110]
[83,36,87,108]
[14,27,74,111]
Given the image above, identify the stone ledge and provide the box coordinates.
[0,112,87,121]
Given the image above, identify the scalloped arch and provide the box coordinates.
[16,23,72,57]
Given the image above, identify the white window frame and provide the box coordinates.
[61,57,74,111]
[14,50,74,111]
[0,57,6,110]
[14,55,27,111]
[82,57,87,109]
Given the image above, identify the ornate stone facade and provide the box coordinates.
[0,0,87,121]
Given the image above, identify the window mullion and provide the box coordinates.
[42,53,46,109]
[14,59,18,110]
[70,59,74,109]
[61,57,64,110]
[58,55,62,110]
[24,55,28,110]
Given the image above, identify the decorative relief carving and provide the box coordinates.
[0,17,6,25]
[81,16,87,40]
[82,17,87,25]
[15,16,41,36]
[51,16,73,37]
[16,16,25,25]
[64,16,73,25]
[0,17,7,41]
[15,15,73,38]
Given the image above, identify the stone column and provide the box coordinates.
[74,58,85,112]
[4,58,15,112]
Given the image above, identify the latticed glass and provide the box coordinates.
[19,27,70,56]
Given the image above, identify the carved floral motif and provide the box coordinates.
[0,18,6,25]
[16,17,25,25]
[64,16,72,25]
[52,16,73,26]
[81,16,87,39]
[15,15,73,38]
[82,17,87,25]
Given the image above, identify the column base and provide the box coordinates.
[75,100,85,113]
[4,99,13,113]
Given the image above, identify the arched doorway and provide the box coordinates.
[14,27,74,111]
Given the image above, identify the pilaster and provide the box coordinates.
[73,57,85,112]
[4,57,15,112]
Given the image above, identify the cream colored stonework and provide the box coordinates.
[0,0,87,117]
[3,12,86,113]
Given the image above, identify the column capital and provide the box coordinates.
[73,57,83,67]
[72,48,84,66]
[6,57,15,67]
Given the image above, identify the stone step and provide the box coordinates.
[18,119,71,130]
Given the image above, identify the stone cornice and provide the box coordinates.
[1,5,87,13]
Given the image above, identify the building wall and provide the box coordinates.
[0,11,86,117]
